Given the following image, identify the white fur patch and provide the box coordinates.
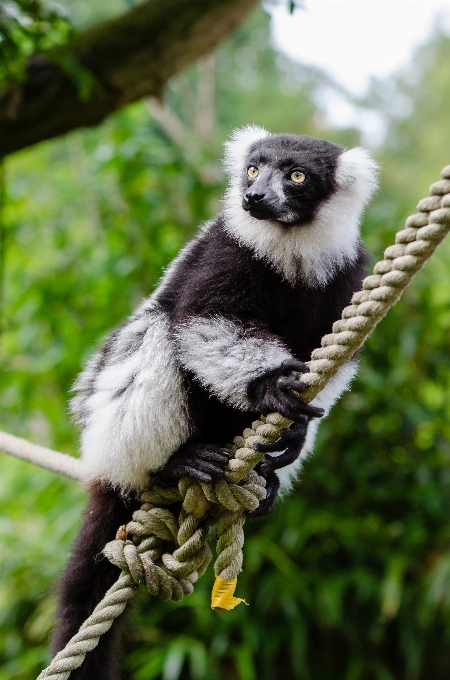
[72,309,191,490]
[222,127,378,287]
[175,316,293,409]
[223,125,269,179]
[277,360,358,494]
[336,147,379,203]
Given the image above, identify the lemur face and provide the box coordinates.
[242,134,344,225]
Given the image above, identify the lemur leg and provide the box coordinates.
[157,442,230,485]
[52,482,139,680]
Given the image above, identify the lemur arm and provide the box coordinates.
[170,242,325,419]
[175,315,295,410]
[174,303,324,422]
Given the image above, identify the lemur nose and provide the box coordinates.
[245,189,265,203]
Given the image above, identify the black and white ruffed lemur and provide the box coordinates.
[52,126,378,678]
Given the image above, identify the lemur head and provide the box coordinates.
[242,134,343,225]
[223,126,378,287]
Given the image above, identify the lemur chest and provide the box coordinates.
[251,273,346,362]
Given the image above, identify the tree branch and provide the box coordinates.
[0,0,257,158]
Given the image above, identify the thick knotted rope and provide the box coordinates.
[35,166,450,679]
[38,471,267,679]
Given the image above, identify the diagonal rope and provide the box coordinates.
[9,165,449,680]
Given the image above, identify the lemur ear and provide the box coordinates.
[336,147,379,205]
[223,125,269,177]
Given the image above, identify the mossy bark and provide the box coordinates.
[0,0,257,158]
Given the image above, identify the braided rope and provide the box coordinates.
[0,430,83,480]
[37,167,450,679]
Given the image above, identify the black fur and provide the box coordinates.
[157,217,367,446]
[156,217,367,495]
[160,218,367,354]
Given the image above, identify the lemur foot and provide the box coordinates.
[158,443,230,485]
[248,359,325,423]
[253,418,310,469]
[248,463,280,518]
[249,417,316,518]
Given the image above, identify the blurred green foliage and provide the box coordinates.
[1,6,450,680]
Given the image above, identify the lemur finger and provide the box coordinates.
[183,467,213,483]
[265,445,303,469]
[300,404,324,418]
[254,434,301,453]
[254,419,309,453]
[275,396,324,421]
[277,376,309,394]
[277,386,324,416]
[289,404,324,420]
[253,439,287,453]
[281,359,309,375]
[191,460,226,477]
[197,449,230,465]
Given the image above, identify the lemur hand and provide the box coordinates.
[157,443,230,484]
[248,358,325,422]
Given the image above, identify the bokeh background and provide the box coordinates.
[2,2,450,678]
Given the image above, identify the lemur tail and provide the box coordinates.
[52,482,139,680]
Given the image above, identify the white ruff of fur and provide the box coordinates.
[223,124,269,178]
[176,316,293,410]
[223,126,378,287]
[277,361,358,494]
[73,309,191,490]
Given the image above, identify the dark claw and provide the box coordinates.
[248,464,280,518]
[277,376,308,393]
[186,468,214,484]
[265,449,300,470]
[157,443,229,485]
[248,357,323,425]
[198,449,230,464]
[193,459,226,477]
[281,359,310,375]
[278,403,324,423]
[254,417,308,454]
[253,419,312,471]
[276,379,325,419]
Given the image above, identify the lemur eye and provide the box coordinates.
[291,171,306,183]
[247,166,259,179]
